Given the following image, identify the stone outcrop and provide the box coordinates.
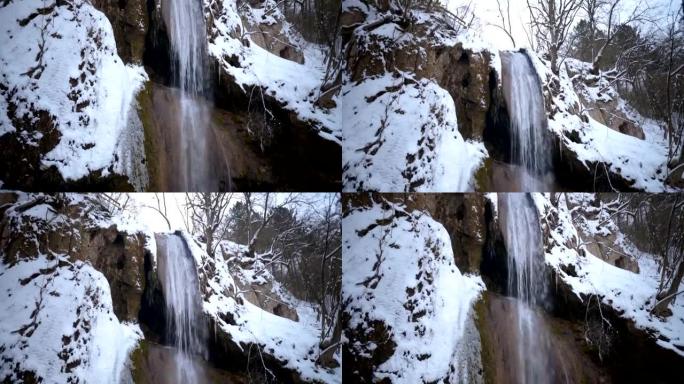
[343,192,487,273]
[239,0,305,64]
[343,6,494,141]
[0,195,148,322]
[565,62,645,140]
[550,271,684,383]
[92,0,149,64]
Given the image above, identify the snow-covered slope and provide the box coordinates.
[189,235,341,383]
[0,0,148,187]
[206,0,340,143]
[0,194,143,383]
[342,72,486,191]
[0,255,142,384]
[529,54,670,191]
[535,193,684,357]
[342,198,485,382]
[341,3,492,192]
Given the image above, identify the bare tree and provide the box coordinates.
[245,193,302,257]
[590,0,655,74]
[185,193,234,257]
[145,193,171,231]
[526,0,583,73]
[494,0,517,47]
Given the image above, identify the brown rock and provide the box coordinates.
[91,0,149,64]
[240,15,305,64]
[344,14,493,140]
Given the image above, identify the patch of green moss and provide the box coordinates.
[130,339,149,384]
[136,82,159,191]
[473,292,495,384]
[474,156,492,191]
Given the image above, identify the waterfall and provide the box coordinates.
[162,0,212,191]
[501,193,552,383]
[157,234,207,383]
[501,52,552,191]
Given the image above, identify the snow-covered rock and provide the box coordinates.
[342,197,485,382]
[535,193,684,358]
[0,0,148,189]
[529,53,670,191]
[206,0,340,143]
[341,4,498,192]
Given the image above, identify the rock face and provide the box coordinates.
[550,272,684,384]
[343,7,494,142]
[0,195,148,322]
[565,61,645,140]
[475,292,608,384]
[565,196,640,273]
[130,341,249,384]
[343,193,487,272]
[91,0,149,64]
[239,1,305,64]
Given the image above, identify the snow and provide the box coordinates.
[190,233,340,383]
[0,255,142,383]
[207,0,339,143]
[539,193,684,357]
[527,53,671,191]
[342,73,487,191]
[0,0,148,184]
[343,198,485,382]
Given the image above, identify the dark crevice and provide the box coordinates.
[483,68,512,163]
[479,198,508,294]
[142,0,172,85]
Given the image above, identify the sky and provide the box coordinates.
[447,0,681,51]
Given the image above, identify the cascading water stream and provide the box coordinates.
[162,0,212,191]
[501,193,553,383]
[501,52,553,191]
[157,234,207,383]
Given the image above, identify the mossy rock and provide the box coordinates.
[474,156,492,191]
[136,81,159,191]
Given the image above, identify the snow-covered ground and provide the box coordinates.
[342,73,487,191]
[0,254,142,384]
[531,55,670,191]
[0,0,148,186]
[206,0,340,143]
[343,198,485,382]
[536,193,684,357]
[197,236,341,383]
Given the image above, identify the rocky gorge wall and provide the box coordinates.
[0,194,324,383]
[342,192,684,383]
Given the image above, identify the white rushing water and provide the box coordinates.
[162,0,211,191]
[157,234,207,383]
[502,52,552,191]
[502,193,552,384]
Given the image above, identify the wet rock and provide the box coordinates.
[550,272,684,383]
[475,292,608,384]
[342,317,397,383]
[131,340,249,384]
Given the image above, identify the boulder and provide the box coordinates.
[242,16,305,64]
